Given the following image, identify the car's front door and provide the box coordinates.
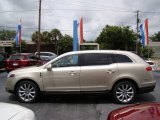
[42,54,80,92]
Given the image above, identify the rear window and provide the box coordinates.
[9,55,25,60]
[114,54,133,63]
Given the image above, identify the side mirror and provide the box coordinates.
[46,64,52,71]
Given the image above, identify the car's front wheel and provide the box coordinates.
[112,81,136,104]
[16,81,39,103]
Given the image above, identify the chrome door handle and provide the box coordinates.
[70,71,76,76]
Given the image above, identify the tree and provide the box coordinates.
[58,34,73,54]
[150,31,160,41]
[42,31,51,43]
[140,46,154,58]
[0,29,16,40]
[50,29,63,54]
[31,31,43,43]
[96,25,137,50]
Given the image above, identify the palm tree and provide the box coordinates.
[42,31,50,44]
[50,29,63,55]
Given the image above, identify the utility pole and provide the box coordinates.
[136,10,140,54]
[38,0,41,59]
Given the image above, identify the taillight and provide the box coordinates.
[146,66,152,71]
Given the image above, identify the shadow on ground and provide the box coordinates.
[8,93,156,105]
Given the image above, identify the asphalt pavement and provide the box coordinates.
[0,71,160,120]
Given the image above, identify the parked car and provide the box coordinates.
[107,102,160,120]
[5,53,40,72]
[5,50,155,103]
[0,102,35,120]
[0,52,9,59]
[146,60,158,71]
[40,56,52,64]
[0,54,5,69]
[35,52,57,60]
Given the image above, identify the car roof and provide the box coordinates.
[11,53,34,56]
[63,50,136,55]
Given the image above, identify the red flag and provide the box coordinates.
[145,19,149,45]
[80,18,83,44]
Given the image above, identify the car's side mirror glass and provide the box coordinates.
[46,64,52,71]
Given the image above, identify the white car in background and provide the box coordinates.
[35,52,57,60]
[0,102,36,120]
[146,60,158,71]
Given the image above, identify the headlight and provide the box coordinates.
[7,74,15,78]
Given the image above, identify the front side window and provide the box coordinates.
[52,54,78,67]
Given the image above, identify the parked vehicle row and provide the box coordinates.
[0,52,57,72]
[5,50,155,104]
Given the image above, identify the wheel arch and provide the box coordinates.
[14,79,41,93]
[112,78,139,93]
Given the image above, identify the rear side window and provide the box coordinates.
[9,55,25,60]
[114,54,132,63]
[83,53,114,66]
[147,62,154,65]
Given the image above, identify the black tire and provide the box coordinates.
[112,81,136,104]
[15,81,39,103]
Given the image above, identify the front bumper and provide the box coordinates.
[5,78,15,93]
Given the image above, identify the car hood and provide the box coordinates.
[10,66,42,74]
[0,102,35,120]
[111,103,160,120]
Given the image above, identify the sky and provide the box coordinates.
[0,0,160,41]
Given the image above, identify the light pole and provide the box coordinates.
[37,0,41,59]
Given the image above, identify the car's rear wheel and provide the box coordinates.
[16,81,39,103]
[112,81,136,104]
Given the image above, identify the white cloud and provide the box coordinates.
[0,0,160,41]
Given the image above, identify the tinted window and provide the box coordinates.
[83,53,114,66]
[28,54,37,60]
[40,56,50,61]
[147,62,154,65]
[114,54,132,63]
[9,55,25,60]
[52,54,78,67]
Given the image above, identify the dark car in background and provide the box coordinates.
[0,52,9,59]
[5,53,41,72]
[0,54,5,69]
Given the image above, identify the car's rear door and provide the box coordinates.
[80,53,118,91]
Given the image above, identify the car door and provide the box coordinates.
[42,54,80,92]
[80,53,118,91]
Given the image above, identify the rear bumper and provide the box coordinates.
[138,85,155,94]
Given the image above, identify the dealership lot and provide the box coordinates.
[0,71,160,120]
